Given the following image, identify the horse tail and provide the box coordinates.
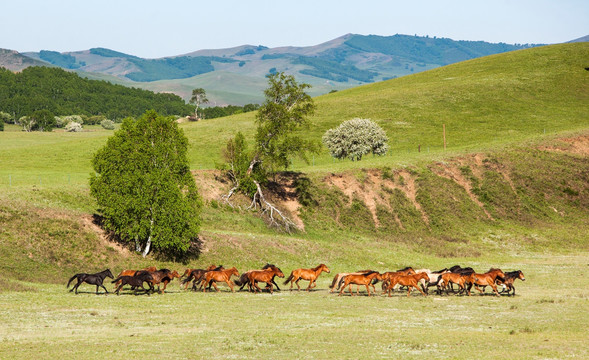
[234,274,247,287]
[66,274,78,288]
[283,273,294,285]
[111,276,123,284]
[181,273,194,285]
[337,276,347,290]
[330,274,339,289]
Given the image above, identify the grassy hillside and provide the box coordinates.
[184,42,589,170]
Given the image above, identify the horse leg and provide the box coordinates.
[415,284,427,296]
[211,282,219,292]
[366,284,371,296]
[491,283,500,297]
[407,286,412,297]
[100,284,109,294]
[272,279,281,291]
[295,278,301,291]
[228,280,235,293]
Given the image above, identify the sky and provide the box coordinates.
[1,0,587,58]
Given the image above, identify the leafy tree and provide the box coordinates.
[31,109,56,132]
[90,110,202,258]
[323,118,389,161]
[0,118,3,132]
[222,72,317,231]
[189,88,209,119]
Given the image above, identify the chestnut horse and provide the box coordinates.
[235,264,283,292]
[386,272,430,297]
[498,270,525,296]
[380,267,416,294]
[330,270,374,293]
[284,264,330,291]
[338,271,383,296]
[246,265,285,294]
[440,272,477,296]
[202,267,239,292]
[180,265,220,290]
[470,268,506,296]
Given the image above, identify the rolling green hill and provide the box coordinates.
[7,34,539,105]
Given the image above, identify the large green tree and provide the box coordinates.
[223,72,317,231]
[90,110,202,258]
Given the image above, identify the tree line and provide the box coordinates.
[0,66,194,121]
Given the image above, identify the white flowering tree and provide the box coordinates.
[323,118,389,161]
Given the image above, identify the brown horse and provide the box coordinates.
[380,267,416,294]
[440,272,477,296]
[284,264,330,291]
[136,268,180,294]
[235,264,283,292]
[113,266,157,288]
[330,270,374,293]
[497,270,525,296]
[202,267,239,292]
[338,271,383,296]
[246,265,285,294]
[471,268,506,296]
[386,272,430,297]
[180,265,220,291]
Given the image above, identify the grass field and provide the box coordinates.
[1,252,588,359]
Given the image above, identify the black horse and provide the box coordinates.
[67,269,114,294]
[111,272,154,295]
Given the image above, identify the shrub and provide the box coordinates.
[323,118,389,161]
[56,115,84,128]
[65,121,83,132]
[100,119,115,130]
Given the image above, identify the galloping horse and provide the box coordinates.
[67,269,114,294]
[284,264,330,291]
[440,272,477,296]
[246,265,285,294]
[386,272,430,297]
[236,264,283,292]
[180,265,220,291]
[497,270,525,296]
[113,266,157,289]
[415,268,449,294]
[338,271,383,296]
[202,267,239,292]
[111,272,153,295]
[329,270,374,293]
[470,268,505,296]
[380,267,416,294]
[138,268,180,294]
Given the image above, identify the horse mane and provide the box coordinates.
[397,266,413,272]
[213,265,224,271]
[312,264,325,271]
[356,269,373,273]
[432,268,448,274]
[262,263,275,269]
[362,271,379,276]
[504,270,521,277]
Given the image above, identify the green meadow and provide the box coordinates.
[0,43,588,359]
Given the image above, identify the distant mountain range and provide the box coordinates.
[0,33,564,106]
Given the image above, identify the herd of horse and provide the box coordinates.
[66,263,525,297]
